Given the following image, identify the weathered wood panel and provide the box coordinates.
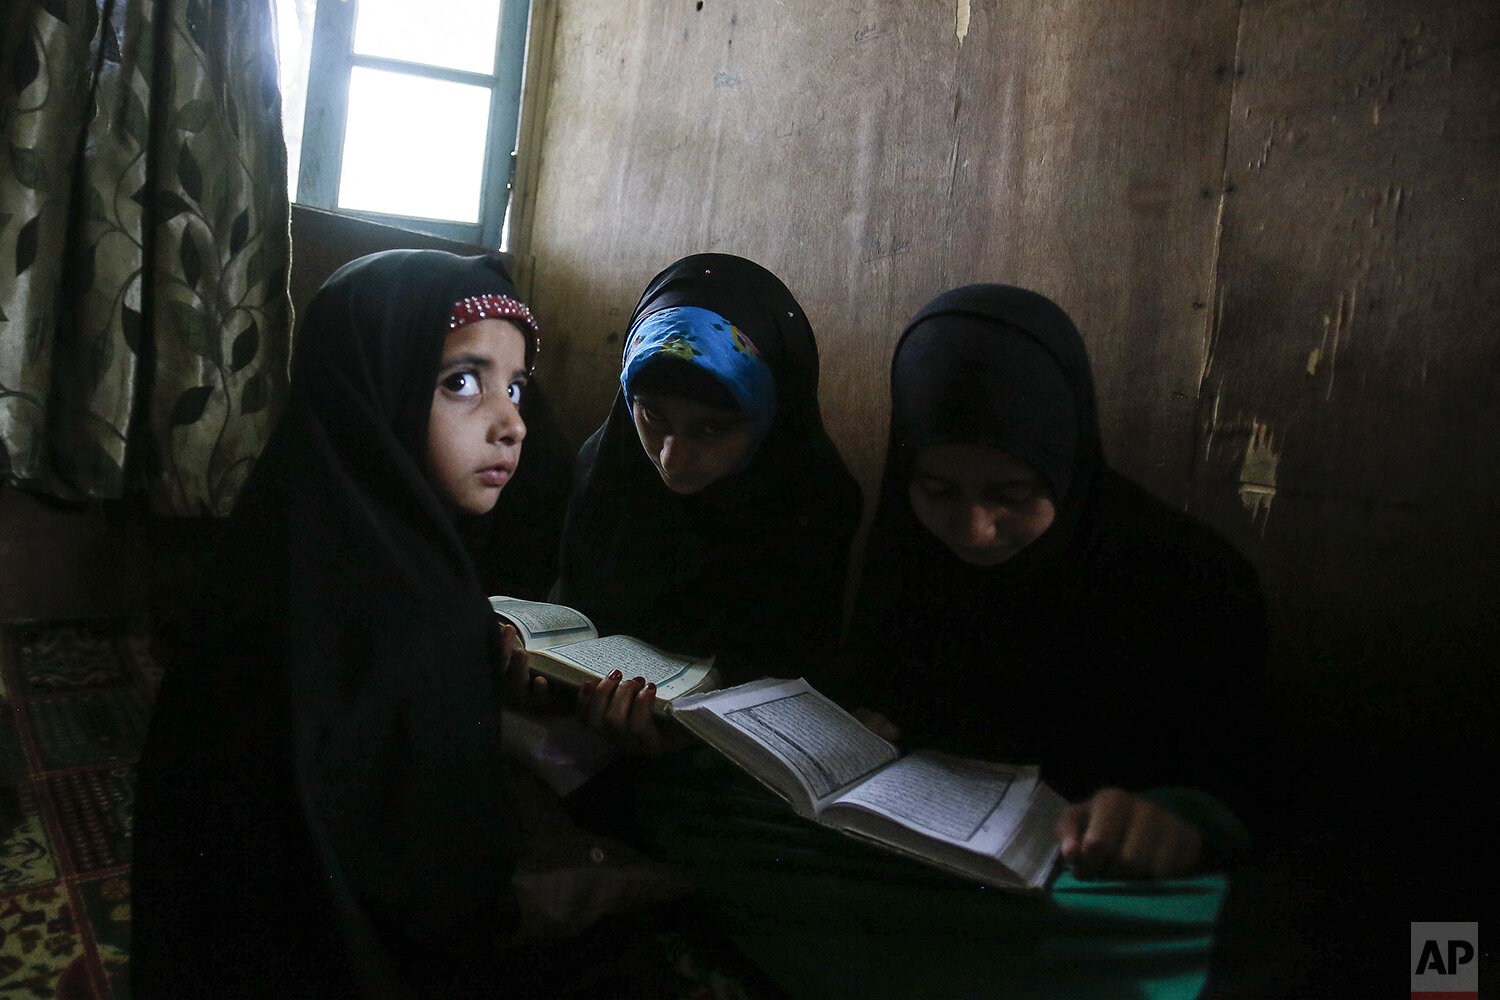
[523,0,1241,505]
[520,0,1499,740]
[1190,0,1500,740]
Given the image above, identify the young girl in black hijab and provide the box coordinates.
[130,250,542,998]
[554,253,860,741]
[849,283,1266,872]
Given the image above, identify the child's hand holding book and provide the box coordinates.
[492,620,554,713]
[576,672,695,756]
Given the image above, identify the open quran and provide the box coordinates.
[671,677,1063,890]
[489,596,720,711]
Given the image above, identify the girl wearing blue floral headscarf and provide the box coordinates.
[554,253,860,745]
[618,303,780,496]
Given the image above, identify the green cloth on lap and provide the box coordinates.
[635,750,1228,1000]
[719,869,1225,1000]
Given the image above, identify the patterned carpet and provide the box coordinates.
[0,620,782,1000]
[0,619,155,999]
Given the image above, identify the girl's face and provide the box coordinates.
[908,443,1057,566]
[425,319,528,515]
[630,392,760,495]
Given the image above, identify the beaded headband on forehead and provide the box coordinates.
[449,293,541,363]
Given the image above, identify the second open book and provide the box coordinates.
[489,596,721,708]
[490,596,1063,890]
[672,677,1063,891]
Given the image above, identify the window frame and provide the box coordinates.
[294,0,532,249]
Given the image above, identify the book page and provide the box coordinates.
[826,753,1059,888]
[545,634,699,687]
[719,688,895,800]
[489,596,596,649]
[834,753,1017,843]
[995,782,1066,886]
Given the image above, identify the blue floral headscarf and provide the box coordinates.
[621,305,779,439]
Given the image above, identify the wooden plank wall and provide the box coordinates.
[1190,1,1500,742]
[518,0,1498,743]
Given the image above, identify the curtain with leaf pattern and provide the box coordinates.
[1,0,291,515]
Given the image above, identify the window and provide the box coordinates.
[276,0,532,249]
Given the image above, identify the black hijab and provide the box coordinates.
[555,254,861,684]
[848,285,1266,805]
[131,251,532,998]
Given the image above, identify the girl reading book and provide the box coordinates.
[554,253,860,744]
[131,250,541,997]
[847,282,1266,877]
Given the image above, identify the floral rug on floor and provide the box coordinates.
[0,619,154,999]
[0,619,782,1000]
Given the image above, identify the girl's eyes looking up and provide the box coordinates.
[438,370,527,404]
[441,370,481,397]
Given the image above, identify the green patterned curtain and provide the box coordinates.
[1,0,291,515]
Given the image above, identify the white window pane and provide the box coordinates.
[353,0,502,75]
[338,68,491,223]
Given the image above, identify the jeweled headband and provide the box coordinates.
[449,293,541,367]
